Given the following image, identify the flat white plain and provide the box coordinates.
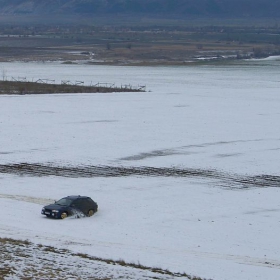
[0,57,280,280]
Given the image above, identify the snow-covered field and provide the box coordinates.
[0,58,280,279]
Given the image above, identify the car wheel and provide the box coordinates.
[88,210,94,217]
[61,212,68,219]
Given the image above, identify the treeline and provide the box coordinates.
[0,0,280,18]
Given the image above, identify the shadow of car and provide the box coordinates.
[41,195,98,219]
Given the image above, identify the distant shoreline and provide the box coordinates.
[1,54,280,67]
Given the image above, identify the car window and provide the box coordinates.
[56,198,73,206]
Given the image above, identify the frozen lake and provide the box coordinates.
[0,58,280,279]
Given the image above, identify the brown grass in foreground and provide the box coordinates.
[0,237,208,280]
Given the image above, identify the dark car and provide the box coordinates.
[41,195,98,219]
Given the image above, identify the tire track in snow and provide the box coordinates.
[0,221,279,275]
[58,239,280,271]
[0,194,53,205]
[0,162,280,189]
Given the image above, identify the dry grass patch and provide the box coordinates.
[0,237,208,280]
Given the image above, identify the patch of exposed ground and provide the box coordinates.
[0,163,279,189]
[0,238,204,280]
[0,80,144,95]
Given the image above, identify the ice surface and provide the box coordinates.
[0,59,280,280]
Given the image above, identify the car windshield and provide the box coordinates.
[55,198,73,206]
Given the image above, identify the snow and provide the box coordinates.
[0,59,280,279]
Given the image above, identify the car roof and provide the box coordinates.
[63,195,90,200]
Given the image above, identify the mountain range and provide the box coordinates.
[0,0,279,18]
